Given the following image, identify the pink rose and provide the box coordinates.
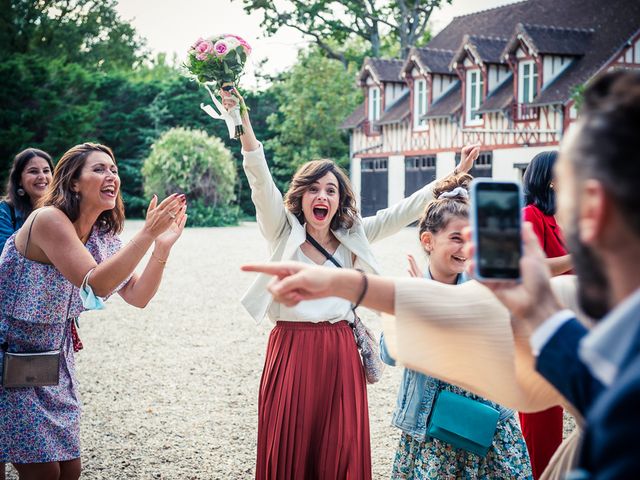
[223,34,252,55]
[191,37,205,50]
[194,40,214,60]
[214,40,228,56]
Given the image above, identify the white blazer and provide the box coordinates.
[240,143,438,323]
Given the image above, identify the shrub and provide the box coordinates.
[142,127,239,226]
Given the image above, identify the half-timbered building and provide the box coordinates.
[341,0,640,213]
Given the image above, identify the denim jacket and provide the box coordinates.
[380,269,514,441]
[0,201,24,255]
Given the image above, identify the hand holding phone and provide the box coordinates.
[470,179,523,280]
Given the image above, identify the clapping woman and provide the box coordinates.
[0,143,186,480]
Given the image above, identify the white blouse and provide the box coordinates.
[272,243,356,324]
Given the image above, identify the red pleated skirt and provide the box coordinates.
[519,406,563,478]
[256,321,372,480]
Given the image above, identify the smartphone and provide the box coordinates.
[470,179,523,280]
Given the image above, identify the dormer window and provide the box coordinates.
[518,60,538,103]
[414,79,428,129]
[466,69,483,125]
[368,86,381,121]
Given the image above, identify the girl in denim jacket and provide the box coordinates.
[380,174,533,479]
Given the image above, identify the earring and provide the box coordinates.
[74,192,80,200]
[17,188,25,196]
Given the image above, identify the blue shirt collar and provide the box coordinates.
[579,287,640,386]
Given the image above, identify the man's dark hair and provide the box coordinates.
[574,70,640,235]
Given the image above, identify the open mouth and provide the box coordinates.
[452,255,467,263]
[33,183,48,189]
[101,186,117,198]
[312,205,329,221]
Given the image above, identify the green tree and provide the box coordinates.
[265,48,362,191]
[147,75,278,217]
[240,0,450,63]
[0,0,146,71]
[93,72,167,217]
[0,55,102,179]
[142,127,239,226]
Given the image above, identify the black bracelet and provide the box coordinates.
[352,268,368,310]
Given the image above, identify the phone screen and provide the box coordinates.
[473,181,522,279]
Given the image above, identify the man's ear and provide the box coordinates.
[420,231,434,253]
[579,179,608,246]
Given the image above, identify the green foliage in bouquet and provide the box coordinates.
[142,127,239,226]
[187,47,247,87]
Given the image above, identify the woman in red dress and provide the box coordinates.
[520,151,572,478]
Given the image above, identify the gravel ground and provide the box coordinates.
[6,221,574,479]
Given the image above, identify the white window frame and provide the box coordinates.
[518,60,539,104]
[465,69,483,126]
[368,86,381,122]
[413,78,428,130]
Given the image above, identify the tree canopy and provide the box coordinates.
[241,0,447,64]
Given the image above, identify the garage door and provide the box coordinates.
[405,155,437,197]
[455,151,493,178]
[360,158,388,217]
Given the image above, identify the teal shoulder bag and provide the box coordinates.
[426,390,500,457]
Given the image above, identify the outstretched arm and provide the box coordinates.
[17,195,184,297]
[118,206,187,308]
[242,262,396,313]
[362,143,480,243]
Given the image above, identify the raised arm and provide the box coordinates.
[117,205,187,308]
[362,143,480,243]
[221,90,287,246]
[16,195,183,297]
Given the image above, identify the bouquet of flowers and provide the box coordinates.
[184,34,252,138]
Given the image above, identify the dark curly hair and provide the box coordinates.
[283,159,359,230]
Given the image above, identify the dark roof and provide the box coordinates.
[423,82,462,118]
[342,0,640,129]
[404,47,456,76]
[340,101,366,129]
[504,23,594,57]
[477,78,514,113]
[358,57,404,85]
[377,91,410,125]
[460,35,509,65]
[428,0,640,105]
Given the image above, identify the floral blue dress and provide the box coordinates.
[391,379,533,479]
[0,227,126,463]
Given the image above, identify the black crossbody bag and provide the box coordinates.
[305,233,384,384]
[1,214,73,388]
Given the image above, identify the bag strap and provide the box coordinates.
[305,233,342,268]
[10,211,41,318]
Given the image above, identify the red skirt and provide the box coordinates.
[256,321,372,480]
[519,406,563,478]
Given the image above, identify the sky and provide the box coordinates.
[114,0,520,89]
